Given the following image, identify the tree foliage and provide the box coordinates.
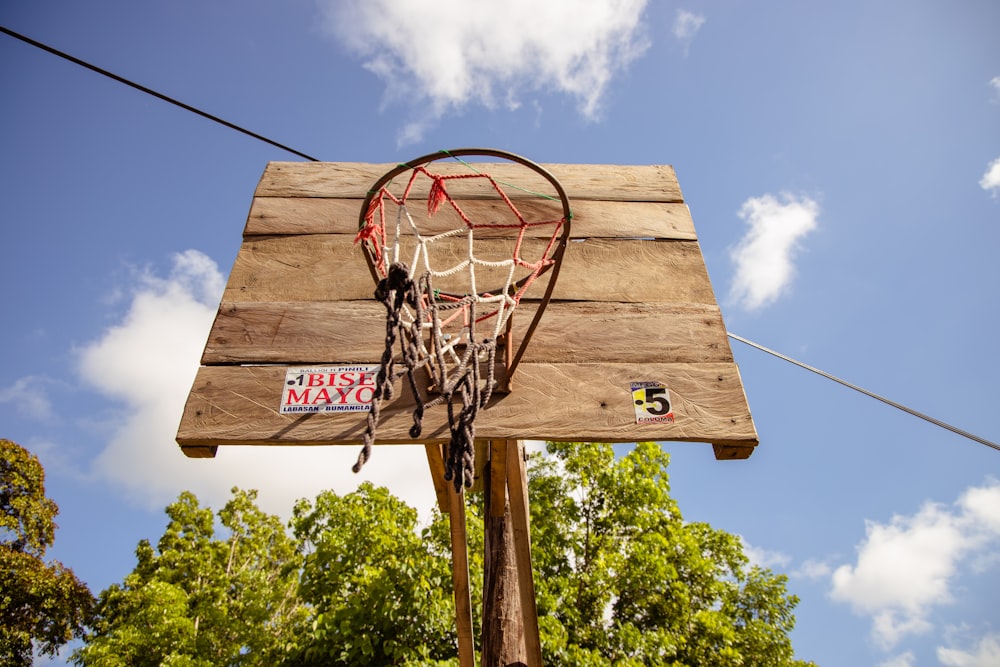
[530,442,816,666]
[283,482,472,666]
[0,438,94,665]
[75,443,817,666]
[73,488,305,666]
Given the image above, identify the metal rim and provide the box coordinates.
[358,147,572,231]
[357,148,573,384]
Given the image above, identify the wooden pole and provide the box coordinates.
[448,481,477,667]
[506,441,542,666]
[434,439,541,666]
[482,442,526,666]
[427,443,477,667]
[481,440,543,667]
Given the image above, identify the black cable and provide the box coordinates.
[728,332,1000,453]
[0,25,320,162]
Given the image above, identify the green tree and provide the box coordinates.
[1,438,94,665]
[74,488,304,666]
[283,445,814,666]
[284,482,474,666]
[73,443,816,666]
[531,442,816,666]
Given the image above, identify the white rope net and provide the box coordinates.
[352,156,569,489]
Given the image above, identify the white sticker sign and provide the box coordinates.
[631,381,674,424]
[280,365,380,414]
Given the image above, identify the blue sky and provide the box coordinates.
[2,1,999,665]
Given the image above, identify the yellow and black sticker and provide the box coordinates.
[631,381,674,424]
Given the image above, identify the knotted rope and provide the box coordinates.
[352,262,423,473]
[351,151,571,493]
[353,262,496,491]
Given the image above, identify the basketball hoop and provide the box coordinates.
[351,149,572,490]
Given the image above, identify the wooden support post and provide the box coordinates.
[429,443,477,667]
[433,439,541,667]
[449,481,477,667]
[506,441,543,667]
[482,442,526,666]
[489,440,509,517]
[425,444,450,514]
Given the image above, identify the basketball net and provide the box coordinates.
[351,149,571,490]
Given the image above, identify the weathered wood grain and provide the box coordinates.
[425,444,450,513]
[177,160,758,459]
[176,362,757,451]
[446,472,476,667]
[244,197,697,240]
[222,235,717,304]
[505,441,543,667]
[201,301,733,365]
[245,197,362,237]
[254,162,684,202]
[488,440,509,516]
[482,449,531,666]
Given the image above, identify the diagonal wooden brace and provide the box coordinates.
[505,440,542,667]
[426,444,476,666]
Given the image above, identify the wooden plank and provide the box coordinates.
[518,302,732,365]
[245,197,362,237]
[255,162,684,203]
[506,441,542,667]
[244,197,697,241]
[201,301,733,366]
[482,456,527,666]
[175,362,758,449]
[713,444,755,460]
[222,235,717,304]
[447,486,476,667]
[179,160,760,462]
[470,440,490,494]
[179,445,217,458]
[489,440,508,518]
[424,444,450,514]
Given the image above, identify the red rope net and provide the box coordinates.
[352,157,569,490]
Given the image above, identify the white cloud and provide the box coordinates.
[318,0,651,143]
[75,250,437,520]
[989,76,1000,103]
[938,632,1000,667]
[741,537,791,569]
[793,558,833,581]
[979,157,1000,195]
[728,193,819,311]
[877,652,915,667]
[672,9,706,55]
[960,483,1000,533]
[829,481,1000,650]
[0,376,57,421]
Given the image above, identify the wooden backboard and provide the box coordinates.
[176,159,758,460]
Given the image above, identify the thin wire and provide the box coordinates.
[728,332,1000,453]
[0,25,320,162]
[5,26,994,455]
[441,150,564,203]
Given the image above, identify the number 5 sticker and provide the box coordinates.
[631,382,675,424]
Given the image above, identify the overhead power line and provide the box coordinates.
[4,24,995,455]
[0,25,320,162]
[728,333,1000,453]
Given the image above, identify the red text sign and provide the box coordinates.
[280,365,380,414]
